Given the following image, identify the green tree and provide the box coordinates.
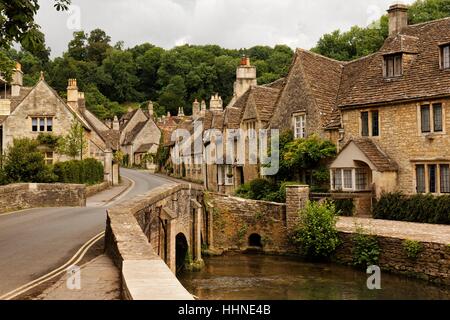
[57,120,87,160]
[158,75,187,116]
[292,201,340,259]
[0,50,14,81]
[86,28,111,64]
[280,134,336,186]
[3,138,56,183]
[0,0,70,50]
[68,31,88,61]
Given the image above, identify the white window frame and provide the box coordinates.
[293,114,306,139]
[224,165,234,186]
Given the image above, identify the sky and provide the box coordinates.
[36,0,415,57]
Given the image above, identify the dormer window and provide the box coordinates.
[440,44,450,69]
[384,54,403,78]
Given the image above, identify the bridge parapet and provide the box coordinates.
[105,182,204,300]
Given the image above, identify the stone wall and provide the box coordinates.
[335,232,450,286]
[0,183,86,213]
[85,181,110,198]
[105,183,203,300]
[205,192,295,254]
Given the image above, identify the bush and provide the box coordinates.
[334,198,355,217]
[54,158,104,185]
[235,178,278,201]
[291,201,340,259]
[373,192,450,225]
[3,138,57,183]
[263,181,299,203]
[403,240,423,260]
[352,227,380,268]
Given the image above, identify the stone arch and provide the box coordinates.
[175,233,189,273]
[248,233,263,248]
[147,215,168,261]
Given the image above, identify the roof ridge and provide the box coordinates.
[296,48,347,65]
[407,16,450,28]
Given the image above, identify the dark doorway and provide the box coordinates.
[248,233,263,248]
[237,167,245,185]
[176,233,189,273]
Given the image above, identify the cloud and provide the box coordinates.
[36,0,416,57]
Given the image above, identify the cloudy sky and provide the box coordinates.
[36,0,414,57]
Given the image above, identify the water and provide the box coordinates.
[179,254,450,300]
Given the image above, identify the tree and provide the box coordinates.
[87,29,111,64]
[57,120,87,160]
[158,75,187,116]
[0,50,14,81]
[281,134,337,186]
[3,138,56,183]
[68,31,88,61]
[0,0,70,50]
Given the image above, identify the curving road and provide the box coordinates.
[0,169,174,297]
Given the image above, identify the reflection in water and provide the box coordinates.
[178,253,450,300]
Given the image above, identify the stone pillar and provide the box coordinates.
[112,163,120,185]
[166,219,176,273]
[104,150,113,184]
[285,185,310,230]
[191,199,203,263]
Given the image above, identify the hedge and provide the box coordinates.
[53,158,104,185]
[373,192,450,225]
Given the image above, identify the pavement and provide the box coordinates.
[0,169,174,298]
[36,255,121,300]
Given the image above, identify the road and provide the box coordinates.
[0,169,174,296]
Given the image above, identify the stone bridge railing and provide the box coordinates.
[105,183,203,300]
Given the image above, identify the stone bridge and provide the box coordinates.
[105,183,207,300]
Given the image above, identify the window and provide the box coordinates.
[384,54,402,77]
[440,165,450,193]
[360,110,379,137]
[421,104,444,133]
[429,165,437,193]
[32,118,38,132]
[372,111,379,136]
[416,165,426,193]
[416,163,450,194]
[441,45,450,69]
[31,117,54,132]
[217,165,224,186]
[246,121,256,138]
[343,169,353,189]
[421,105,431,133]
[433,104,443,132]
[333,169,342,190]
[47,118,53,132]
[361,112,369,136]
[294,114,306,139]
[44,152,54,165]
[355,168,369,191]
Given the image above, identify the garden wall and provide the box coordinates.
[0,183,86,213]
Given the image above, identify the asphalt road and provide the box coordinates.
[0,169,174,296]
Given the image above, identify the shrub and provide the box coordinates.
[403,240,423,260]
[291,201,340,259]
[352,227,380,268]
[3,138,56,183]
[373,192,450,225]
[334,198,355,217]
[54,158,104,185]
[235,178,278,201]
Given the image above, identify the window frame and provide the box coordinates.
[293,113,306,139]
[360,110,380,137]
[415,162,450,195]
[419,103,445,134]
[440,44,450,70]
[384,53,403,78]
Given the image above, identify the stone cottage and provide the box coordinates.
[331,4,450,197]
[118,102,161,168]
[0,69,120,184]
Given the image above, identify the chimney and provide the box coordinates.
[113,115,120,131]
[148,101,154,118]
[178,106,185,117]
[200,100,207,116]
[77,92,86,111]
[192,99,200,117]
[67,79,79,111]
[234,56,257,100]
[11,62,23,97]
[210,93,223,112]
[388,4,409,36]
